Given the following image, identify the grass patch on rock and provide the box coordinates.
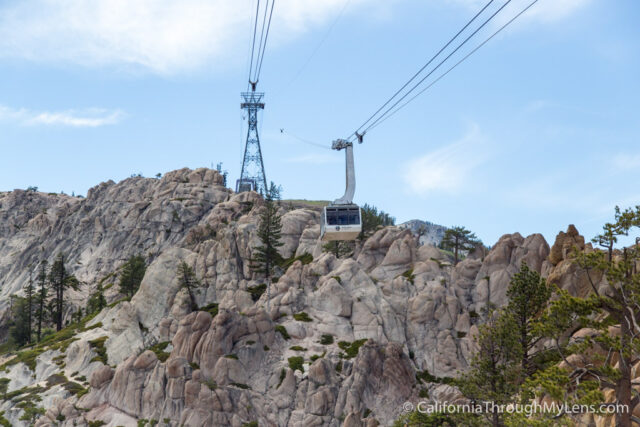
[319,334,334,345]
[337,339,367,359]
[288,356,304,373]
[293,312,312,322]
[275,325,290,340]
[200,302,219,317]
[148,341,171,362]
[89,336,109,364]
[247,284,266,302]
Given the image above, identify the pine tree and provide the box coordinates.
[35,260,48,342]
[534,206,640,427]
[322,241,353,258]
[457,309,521,427]
[454,264,552,426]
[440,226,481,264]
[251,183,284,280]
[118,254,147,297]
[504,263,551,375]
[358,203,395,241]
[48,254,79,331]
[9,295,31,347]
[177,261,200,311]
[24,269,35,345]
[87,283,107,315]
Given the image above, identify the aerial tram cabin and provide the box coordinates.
[320,138,362,241]
[321,204,361,241]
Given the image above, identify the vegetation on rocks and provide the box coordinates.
[275,325,290,340]
[440,226,481,265]
[118,254,147,298]
[337,339,367,359]
[288,356,304,372]
[149,341,171,362]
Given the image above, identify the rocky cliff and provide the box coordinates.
[0,168,601,426]
[398,219,447,247]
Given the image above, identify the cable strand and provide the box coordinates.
[367,0,540,134]
[353,0,514,140]
[349,0,496,139]
[247,0,261,89]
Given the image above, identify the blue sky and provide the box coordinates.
[0,0,638,246]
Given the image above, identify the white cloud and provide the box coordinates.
[403,125,489,195]
[0,105,124,127]
[0,0,374,74]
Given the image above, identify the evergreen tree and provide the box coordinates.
[177,261,200,311]
[118,254,147,297]
[322,241,354,258]
[87,283,107,315]
[8,295,31,347]
[24,269,35,345]
[533,206,640,427]
[358,203,395,241]
[48,254,79,331]
[457,309,521,427]
[251,183,284,280]
[504,263,551,375]
[440,226,481,264]
[35,260,48,342]
[454,264,552,426]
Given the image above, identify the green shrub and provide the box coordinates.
[247,284,267,302]
[280,253,313,269]
[289,346,306,352]
[241,422,258,427]
[89,336,109,364]
[64,381,88,397]
[293,312,312,322]
[230,382,250,389]
[225,354,238,360]
[415,370,454,385]
[0,348,44,372]
[319,334,334,345]
[277,368,286,389]
[203,379,217,390]
[201,302,219,317]
[0,411,11,427]
[337,339,367,359]
[46,374,67,387]
[288,356,304,373]
[335,361,342,373]
[148,341,171,362]
[275,325,290,340]
[401,268,415,284]
[310,352,326,362]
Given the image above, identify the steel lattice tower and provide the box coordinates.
[236,84,267,194]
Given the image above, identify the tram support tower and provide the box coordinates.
[236,82,267,194]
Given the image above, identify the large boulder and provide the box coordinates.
[549,224,585,265]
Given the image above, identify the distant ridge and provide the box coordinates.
[399,219,448,247]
